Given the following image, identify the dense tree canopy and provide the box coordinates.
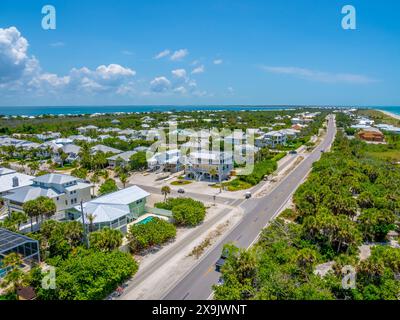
[215,120,400,300]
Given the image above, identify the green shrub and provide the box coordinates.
[128,218,176,253]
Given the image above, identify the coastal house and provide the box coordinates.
[375,124,400,134]
[224,131,248,146]
[147,149,182,173]
[67,185,150,233]
[107,150,137,168]
[255,128,299,148]
[90,144,123,155]
[0,167,34,196]
[67,135,96,143]
[77,125,98,134]
[53,144,81,164]
[36,132,61,141]
[358,128,385,143]
[2,173,92,213]
[185,151,233,181]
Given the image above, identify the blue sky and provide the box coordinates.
[0,0,399,106]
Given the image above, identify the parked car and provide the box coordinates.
[289,150,297,154]
[245,192,252,199]
[217,277,225,286]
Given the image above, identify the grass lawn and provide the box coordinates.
[54,164,75,171]
[366,151,400,162]
[170,180,192,186]
[213,179,253,191]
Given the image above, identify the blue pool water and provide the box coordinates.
[137,217,154,225]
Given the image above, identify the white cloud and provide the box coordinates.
[227,86,234,94]
[173,86,187,94]
[95,64,136,79]
[191,65,205,74]
[170,49,189,61]
[150,76,171,93]
[154,49,170,59]
[0,26,30,82]
[213,59,223,65]
[171,68,187,78]
[0,27,208,101]
[261,66,378,84]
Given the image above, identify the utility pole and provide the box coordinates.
[80,201,89,248]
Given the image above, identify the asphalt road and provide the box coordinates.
[162,115,336,300]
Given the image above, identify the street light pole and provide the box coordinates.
[80,201,89,248]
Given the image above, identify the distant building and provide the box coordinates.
[77,125,98,134]
[107,151,137,168]
[36,132,61,141]
[3,174,92,213]
[358,128,385,142]
[91,144,123,155]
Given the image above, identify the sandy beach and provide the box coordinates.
[377,109,400,121]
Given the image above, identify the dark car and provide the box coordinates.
[215,250,229,272]
[177,188,185,194]
[245,192,252,199]
[289,150,297,154]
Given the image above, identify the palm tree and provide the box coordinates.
[161,185,171,202]
[86,213,96,233]
[28,161,39,175]
[119,173,128,188]
[0,253,27,299]
[209,167,217,182]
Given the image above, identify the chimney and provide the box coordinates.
[12,176,19,188]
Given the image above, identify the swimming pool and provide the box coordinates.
[137,217,154,225]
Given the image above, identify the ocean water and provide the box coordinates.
[376,106,400,116]
[0,105,398,117]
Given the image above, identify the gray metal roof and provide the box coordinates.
[107,150,137,161]
[33,173,78,185]
[0,228,38,254]
[2,185,62,203]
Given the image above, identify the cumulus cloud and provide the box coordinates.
[154,49,170,59]
[150,76,171,93]
[0,26,30,82]
[191,65,205,74]
[173,86,187,94]
[261,66,378,84]
[171,68,187,78]
[213,59,223,65]
[0,27,208,101]
[170,49,189,61]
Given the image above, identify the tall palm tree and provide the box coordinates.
[119,173,128,188]
[161,185,171,202]
[86,213,96,233]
